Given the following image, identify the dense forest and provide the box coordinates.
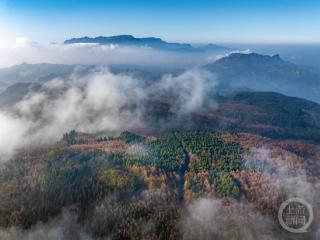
[0,130,319,239]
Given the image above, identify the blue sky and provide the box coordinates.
[0,0,319,44]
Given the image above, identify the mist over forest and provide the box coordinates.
[1,1,320,237]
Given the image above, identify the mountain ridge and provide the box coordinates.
[64,35,229,52]
[207,52,320,102]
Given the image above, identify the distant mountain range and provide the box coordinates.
[1,39,320,240]
[0,63,76,93]
[64,35,229,52]
[1,52,320,106]
[206,53,320,102]
[1,53,320,142]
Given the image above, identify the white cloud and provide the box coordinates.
[15,37,30,46]
[0,40,227,68]
[0,112,29,159]
[209,49,252,62]
[0,67,217,160]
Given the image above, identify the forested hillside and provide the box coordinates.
[0,130,318,239]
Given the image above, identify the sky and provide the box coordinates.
[0,0,320,45]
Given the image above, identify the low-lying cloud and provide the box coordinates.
[0,40,225,68]
[181,146,320,240]
[182,198,278,240]
[0,209,94,240]
[245,147,319,203]
[0,67,217,160]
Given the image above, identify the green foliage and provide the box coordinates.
[63,130,77,145]
[210,172,240,198]
[109,132,184,172]
[148,132,184,172]
[63,130,88,145]
[119,131,145,143]
[0,129,245,237]
[99,167,136,191]
[174,130,243,173]
[110,130,244,199]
